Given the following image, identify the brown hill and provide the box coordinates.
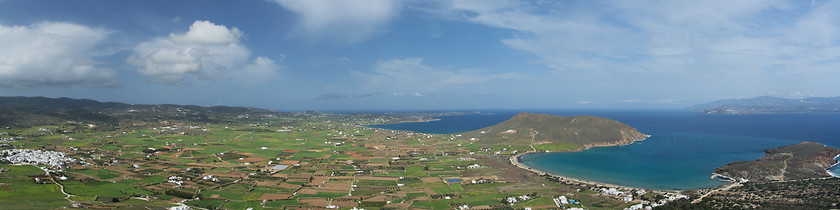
[459,113,648,151]
[716,141,840,182]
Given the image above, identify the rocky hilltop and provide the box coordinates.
[460,113,648,151]
[716,142,840,182]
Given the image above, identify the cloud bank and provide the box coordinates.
[0,22,115,88]
[128,20,279,86]
[440,0,840,100]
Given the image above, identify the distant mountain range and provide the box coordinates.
[0,96,282,129]
[0,96,454,132]
[691,96,840,114]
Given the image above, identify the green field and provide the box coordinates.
[0,164,69,209]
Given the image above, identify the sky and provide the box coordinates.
[1,0,839,111]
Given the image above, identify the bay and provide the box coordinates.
[367,110,840,190]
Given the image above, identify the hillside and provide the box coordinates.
[715,142,840,182]
[459,113,648,152]
[692,96,840,114]
[0,96,281,129]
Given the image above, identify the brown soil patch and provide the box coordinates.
[258,193,291,200]
[323,181,352,191]
[297,188,318,194]
[364,195,390,202]
[330,200,358,208]
[421,177,442,183]
[308,177,330,186]
[255,181,277,187]
[281,160,300,165]
[298,198,327,206]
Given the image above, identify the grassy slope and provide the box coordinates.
[0,164,70,209]
[459,113,647,151]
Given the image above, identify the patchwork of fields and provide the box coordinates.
[0,113,654,209]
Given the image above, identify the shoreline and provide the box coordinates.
[363,118,443,127]
[508,135,688,192]
[508,151,650,191]
[827,154,840,178]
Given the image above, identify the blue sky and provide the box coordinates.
[1,0,839,111]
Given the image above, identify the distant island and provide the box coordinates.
[692,96,840,114]
[459,112,648,152]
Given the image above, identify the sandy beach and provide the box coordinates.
[509,151,657,191]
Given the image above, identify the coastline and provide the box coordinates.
[827,154,840,178]
[364,117,443,127]
[508,135,677,192]
[509,151,648,191]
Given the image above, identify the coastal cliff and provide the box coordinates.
[715,141,840,182]
[460,113,648,151]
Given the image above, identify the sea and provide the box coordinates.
[365,110,840,190]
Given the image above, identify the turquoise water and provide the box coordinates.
[368,110,840,190]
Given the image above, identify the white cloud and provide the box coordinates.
[391,92,423,97]
[656,99,684,104]
[0,22,116,88]
[240,56,280,84]
[354,58,521,93]
[274,0,401,43]
[618,99,643,103]
[128,20,279,85]
[439,0,840,100]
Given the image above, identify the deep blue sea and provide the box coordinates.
[366,110,840,190]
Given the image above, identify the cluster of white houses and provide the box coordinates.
[0,149,76,168]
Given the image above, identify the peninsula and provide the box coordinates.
[459,112,649,152]
[715,141,840,182]
[677,142,840,209]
